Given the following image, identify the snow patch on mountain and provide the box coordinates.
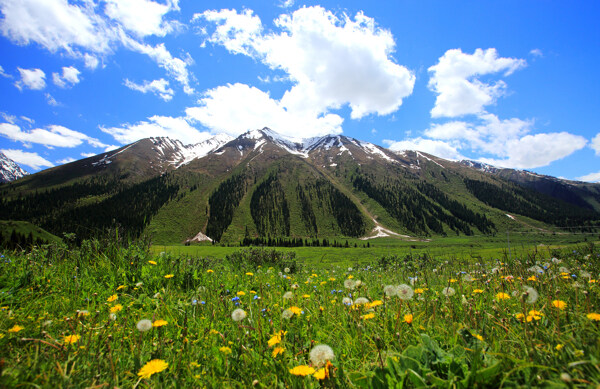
[0,152,29,183]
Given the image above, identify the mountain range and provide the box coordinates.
[0,152,29,183]
[1,128,599,244]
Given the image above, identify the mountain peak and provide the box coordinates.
[0,152,29,183]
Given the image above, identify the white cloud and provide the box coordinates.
[101,115,211,145]
[52,66,81,88]
[81,152,96,157]
[577,171,600,183]
[83,53,100,69]
[20,116,34,125]
[185,83,343,138]
[195,6,415,130]
[1,112,16,124]
[530,48,543,58]
[0,122,106,148]
[384,137,464,161]
[428,48,526,118]
[104,0,179,38]
[0,0,113,55]
[104,145,119,152]
[1,148,53,170]
[45,93,60,106]
[591,133,600,156]
[15,68,46,90]
[124,78,174,101]
[278,0,295,8]
[0,65,10,78]
[57,157,75,164]
[479,132,587,169]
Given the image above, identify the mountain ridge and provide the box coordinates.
[0,152,29,183]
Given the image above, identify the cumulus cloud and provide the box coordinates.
[15,68,46,90]
[577,171,600,183]
[101,115,211,145]
[0,0,191,93]
[104,0,179,38]
[124,78,174,101]
[57,157,75,164]
[81,152,96,158]
[591,133,600,156]
[1,148,53,170]
[0,122,106,148]
[384,137,464,161]
[194,6,415,136]
[428,48,526,118]
[52,66,81,88]
[186,83,343,138]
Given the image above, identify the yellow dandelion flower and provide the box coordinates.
[328,277,336,282]
[207,269,214,273]
[472,289,484,294]
[209,329,219,335]
[366,300,383,309]
[495,292,510,301]
[8,324,24,333]
[414,288,424,294]
[527,276,537,282]
[237,291,246,296]
[515,313,525,321]
[249,290,257,294]
[289,306,302,315]
[148,260,157,265]
[474,334,484,341]
[555,344,564,351]
[164,274,174,279]
[404,314,413,324]
[107,294,118,302]
[138,359,168,379]
[272,347,285,358]
[289,365,315,376]
[320,281,327,286]
[268,330,287,347]
[153,319,168,327]
[110,304,123,313]
[587,312,600,321]
[219,346,232,354]
[302,294,311,298]
[116,285,127,290]
[449,278,457,283]
[246,272,253,276]
[63,334,81,344]
[552,300,567,310]
[361,313,375,320]
[190,362,201,368]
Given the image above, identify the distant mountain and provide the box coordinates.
[0,128,598,244]
[0,152,29,183]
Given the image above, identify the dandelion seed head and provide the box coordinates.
[309,344,335,367]
[283,291,293,299]
[354,297,369,305]
[136,319,153,332]
[342,297,353,306]
[396,284,414,300]
[282,309,294,319]
[442,287,456,297]
[384,284,398,297]
[523,286,538,304]
[344,279,357,290]
[231,308,247,322]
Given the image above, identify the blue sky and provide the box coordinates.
[0,0,599,181]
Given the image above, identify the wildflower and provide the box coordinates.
[63,334,80,344]
[472,289,484,294]
[219,346,232,354]
[110,304,123,313]
[8,325,24,333]
[164,274,174,279]
[153,319,168,327]
[282,309,294,319]
[284,267,290,273]
[442,287,455,297]
[313,362,332,380]
[137,319,153,332]
[555,344,564,351]
[309,344,335,367]
[344,279,357,290]
[272,347,285,358]
[515,313,525,321]
[138,359,168,379]
[268,330,286,347]
[365,300,383,309]
[495,292,510,301]
[587,313,600,321]
[148,261,157,265]
[384,284,398,297]
[289,365,316,376]
[116,285,127,290]
[207,269,214,273]
[527,310,544,321]
[291,283,299,290]
[404,314,413,324]
[289,306,302,315]
[396,284,414,300]
[109,313,117,321]
[237,291,246,296]
[283,291,293,299]
[302,294,310,298]
[449,278,457,283]
[77,310,90,317]
[361,313,375,320]
[231,309,247,322]
[527,276,537,282]
[552,300,567,310]
[354,297,369,306]
[342,297,353,306]
[246,272,253,276]
[107,294,118,302]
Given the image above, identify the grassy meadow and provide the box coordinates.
[0,234,599,387]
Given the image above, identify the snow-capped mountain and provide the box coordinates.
[0,152,29,183]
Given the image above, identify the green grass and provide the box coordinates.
[0,220,62,244]
[1,236,599,387]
